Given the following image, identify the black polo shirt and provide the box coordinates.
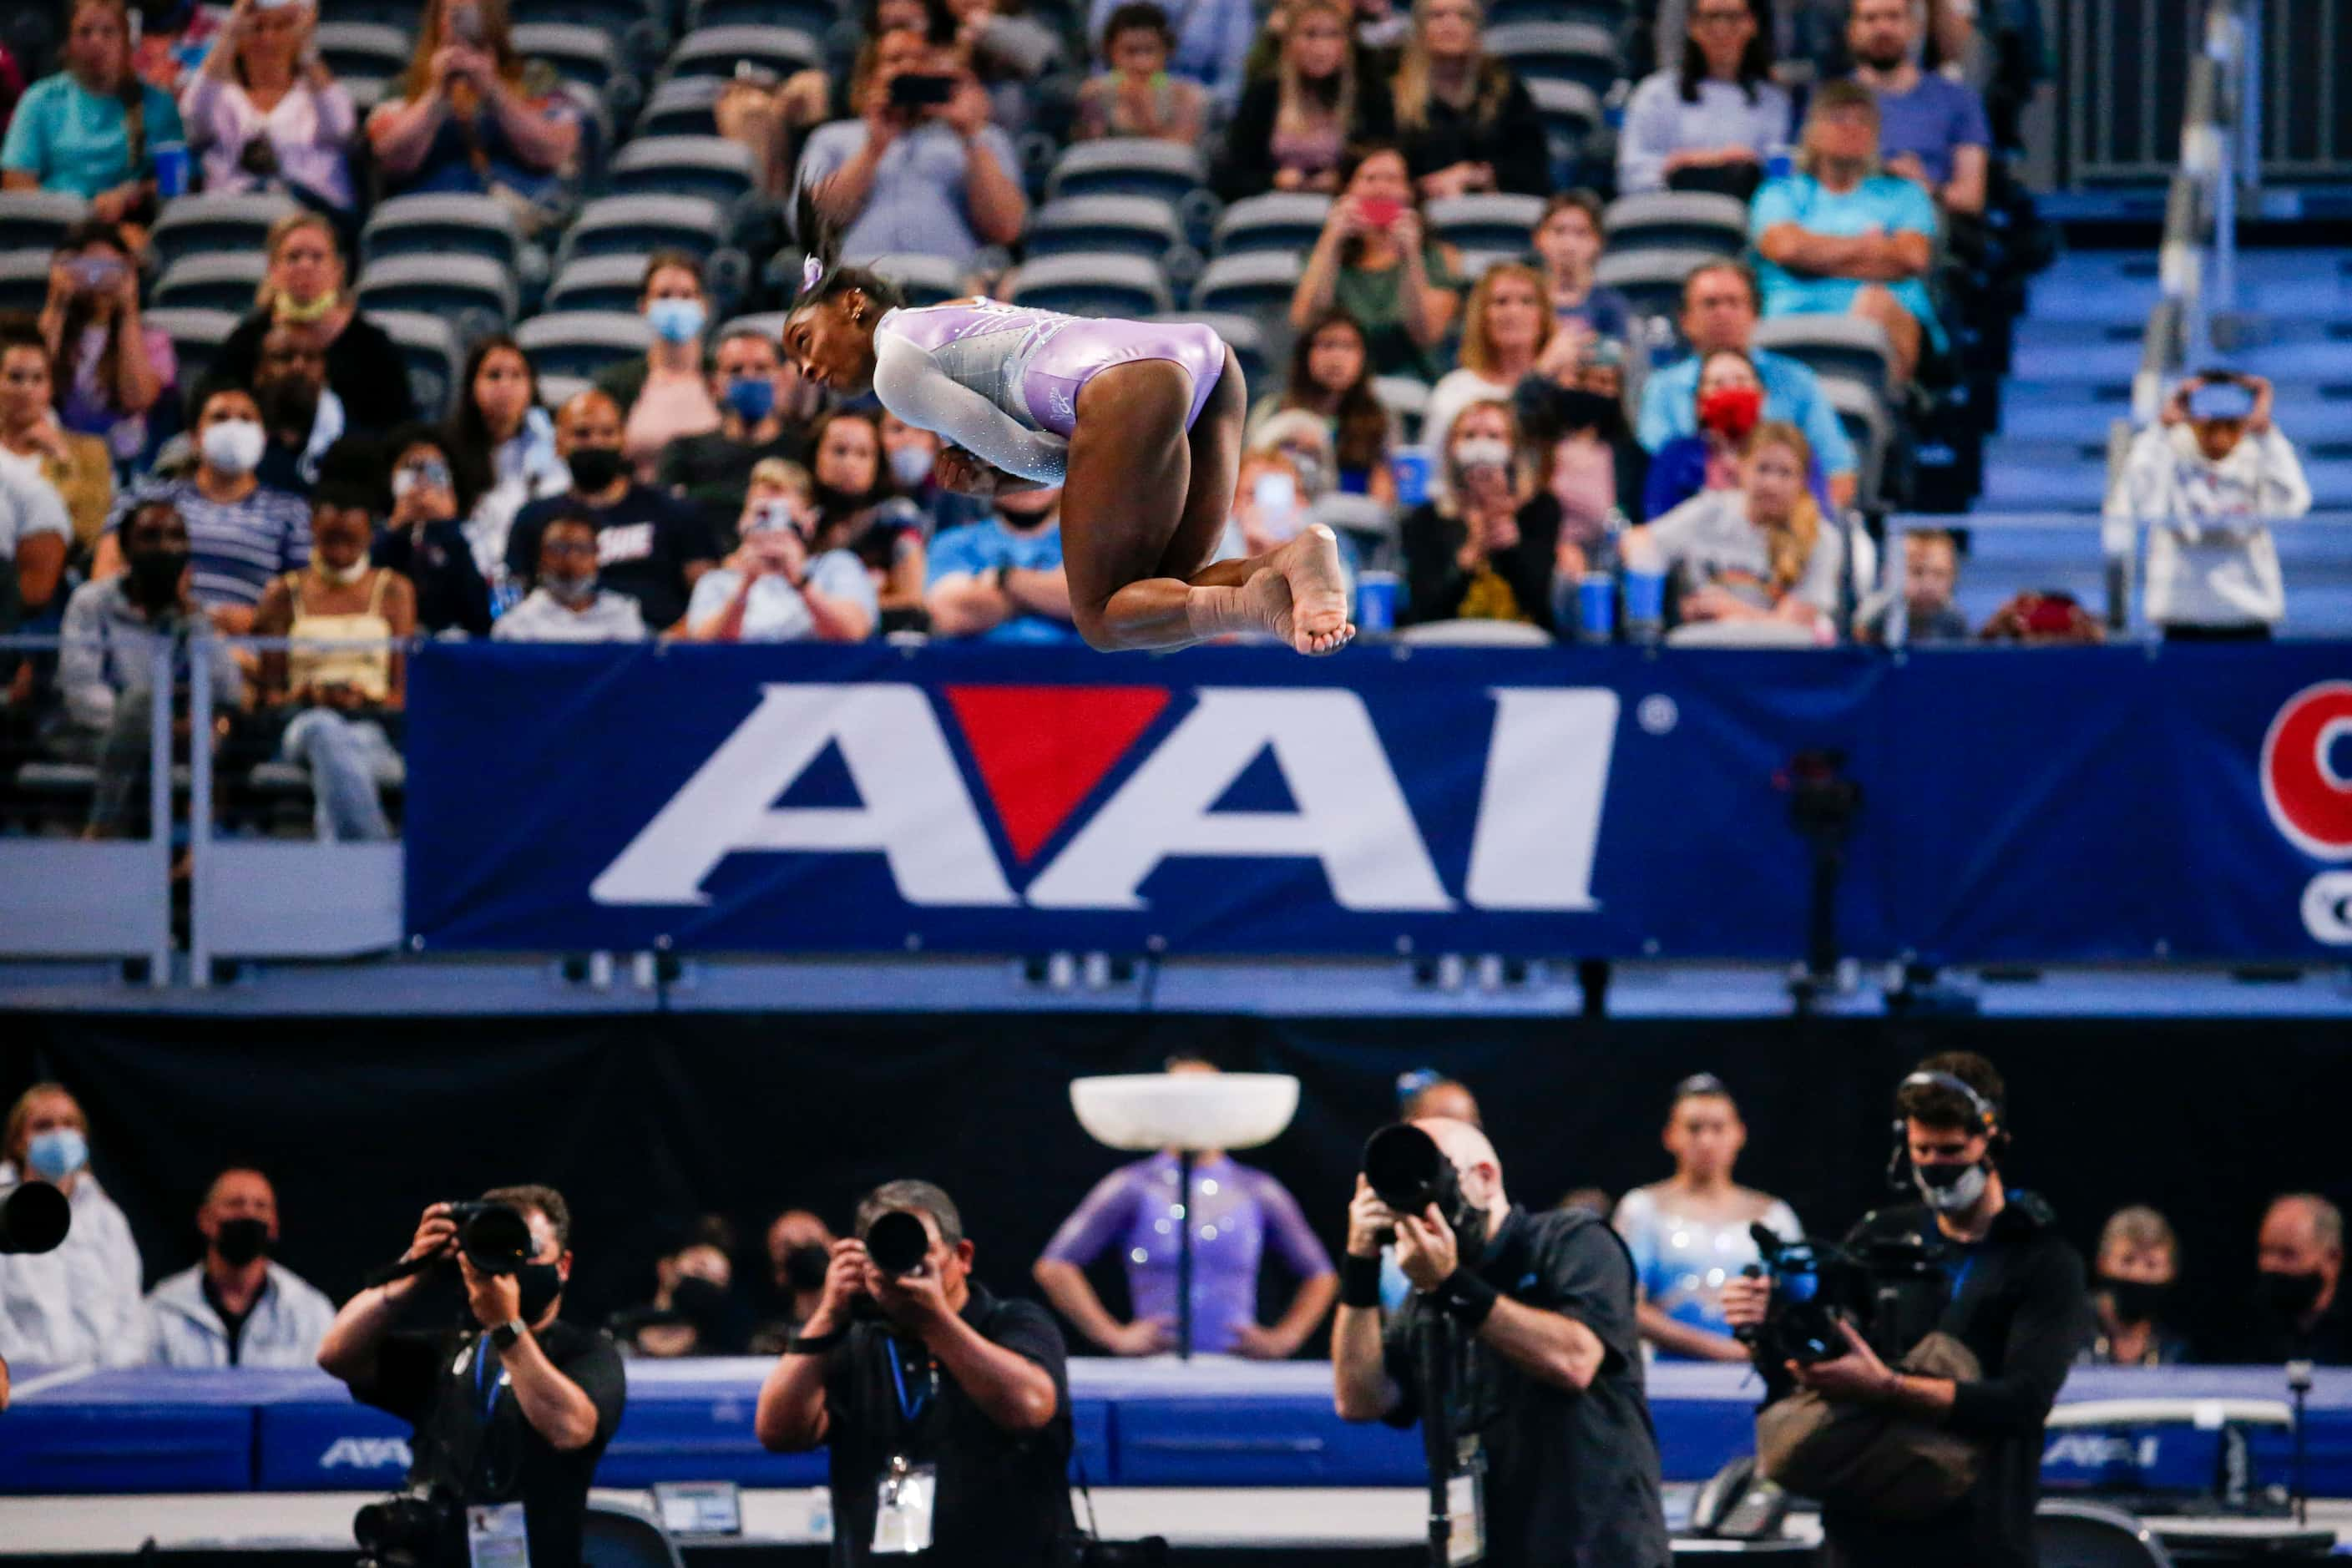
[352,1320,627,1568]
[818,1283,1075,1568]
[1381,1206,1672,1568]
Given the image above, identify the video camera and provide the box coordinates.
[1363,1123,1485,1254]
[354,1484,458,1568]
[1743,1221,1949,1367]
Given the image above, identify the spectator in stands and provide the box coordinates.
[366,0,580,220]
[1212,0,1393,201]
[656,325,811,547]
[146,1166,338,1368]
[1845,0,1988,217]
[1617,0,1788,199]
[180,0,358,214]
[0,0,182,211]
[880,408,989,537]
[749,1208,837,1355]
[948,0,1064,134]
[0,467,73,631]
[2081,1205,2187,1367]
[1636,261,1859,509]
[1389,0,1545,198]
[1424,262,1552,500]
[2109,371,2311,640]
[95,382,311,632]
[0,47,22,144]
[595,252,719,459]
[490,508,649,642]
[0,316,114,553]
[215,215,415,437]
[1290,142,1463,383]
[1893,526,1969,641]
[1613,1074,1802,1362]
[54,497,250,836]
[1036,1054,1336,1358]
[1643,347,1828,518]
[683,460,878,643]
[2223,1193,2350,1366]
[1531,190,1633,341]
[250,468,413,842]
[1517,335,1647,563]
[614,1217,751,1358]
[1624,420,1844,644]
[805,407,926,629]
[1976,589,2102,645]
[251,321,341,493]
[1399,398,1562,630]
[39,219,174,469]
[924,484,1079,642]
[445,333,564,583]
[0,1085,144,1369]
[373,424,491,637]
[1087,0,1252,108]
[133,0,227,94]
[1075,3,1210,144]
[771,0,962,164]
[1254,309,1398,504]
[505,389,716,634]
[796,27,1026,270]
[1751,81,1940,389]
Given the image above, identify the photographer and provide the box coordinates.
[1333,1117,1671,1568]
[1722,1054,2089,1568]
[753,1180,1073,1567]
[316,1186,625,1568]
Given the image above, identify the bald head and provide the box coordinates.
[2263,1194,2344,1263]
[1412,1115,1509,1223]
[1403,1080,1482,1127]
[554,389,624,454]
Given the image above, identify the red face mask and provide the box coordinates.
[1697,384,1763,442]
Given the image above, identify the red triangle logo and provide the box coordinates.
[944,685,1171,862]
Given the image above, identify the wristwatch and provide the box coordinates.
[490,1318,526,1350]
[993,564,1013,597]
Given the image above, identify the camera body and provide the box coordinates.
[1746,1220,1949,1367]
[354,1484,459,1567]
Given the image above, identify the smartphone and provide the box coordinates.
[888,73,957,109]
[1358,196,1402,230]
[68,256,125,292]
[1252,470,1298,516]
[446,4,484,45]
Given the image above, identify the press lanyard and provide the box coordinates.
[886,1338,936,1428]
[1947,1251,1977,1305]
[475,1338,503,1421]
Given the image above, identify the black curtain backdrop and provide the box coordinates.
[6,1013,2349,1357]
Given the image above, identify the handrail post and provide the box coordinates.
[146,635,175,989]
[188,626,215,989]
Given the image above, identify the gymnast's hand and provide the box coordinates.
[933,447,1002,497]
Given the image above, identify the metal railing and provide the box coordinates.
[2065,0,2329,185]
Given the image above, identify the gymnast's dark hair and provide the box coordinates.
[790,185,908,317]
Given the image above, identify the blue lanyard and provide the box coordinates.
[886,1338,933,1428]
[1947,1251,1977,1305]
[475,1338,503,1421]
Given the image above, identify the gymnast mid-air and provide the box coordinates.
[781,190,1355,655]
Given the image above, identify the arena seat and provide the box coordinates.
[538,373,592,410]
[1313,492,1402,569]
[311,20,411,84]
[153,253,269,314]
[1751,315,1899,407]
[1006,254,1174,319]
[141,307,242,390]
[687,0,843,36]
[149,193,298,271]
[0,190,86,254]
[354,255,519,342]
[581,1501,686,1568]
[1046,139,1208,205]
[1822,377,1897,512]
[638,75,723,139]
[1190,251,1304,317]
[1373,377,1432,444]
[664,23,826,80]
[1603,191,1752,260]
[1527,78,1604,160]
[545,255,660,316]
[362,193,521,271]
[1212,193,1333,258]
[1483,20,1621,94]
[513,22,623,90]
[609,135,758,208]
[0,254,52,316]
[1399,619,1554,645]
[1426,193,1545,255]
[559,196,729,264]
[369,311,468,417]
[516,311,656,382]
[1026,195,1187,263]
[1595,246,1724,321]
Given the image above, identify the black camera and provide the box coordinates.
[863,1210,932,1276]
[0,1181,69,1255]
[354,1484,458,1567]
[1744,1221,1947,1366]
[1362,1123,1485,1253]
[443,1200,535,1274]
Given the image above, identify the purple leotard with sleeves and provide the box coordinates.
[869,301,1227,486]
[1039,1151,1334,1354]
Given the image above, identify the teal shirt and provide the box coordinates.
[1749,171,1945,351]
[0,73,186,198]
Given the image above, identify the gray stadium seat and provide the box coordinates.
[1213,193,1332,257]
[312,21,411,83]
[863,253,966,307]
[665,23,825,78]
[517,311,655,381]
[1603,190,1752,259]
[1426,193,1545,255]
[362,193,520,270]
[0,190,86,254]
[154,252,269,314]
[1026,195,1186,262]
[1595,246,1724,321]
[1399,619,1553,645]
[1750,315,1899,406]
[610,135,756,206]
[149,193,297,271]
[638,75,722,139]
[544,254,656,316]
[689,0,843,37]
[1454,249,1525,285]
[142,307,241,390]
[1006,254,1173,318]
[1191,251,1303,316]
[1149,311,1271,392]
[559,195,727,263]
[1373,377,1432,444]
[1313,492,1401,569]
[354,255,518,341]
[721,311,787,343]
[1483,21,1620,94]
[1528,77,1603,151]
[1046,139,1207,205]
[368,311,467,418]
[1821,376,1895,512]
[0,254,52,315]
[537,372,593,410]
[511,0,668,63]
[2032,1500,2177,1568]
[513,22,621,89]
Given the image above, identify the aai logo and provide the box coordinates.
[2261,681,2352,943]
[321,1436,412,1469]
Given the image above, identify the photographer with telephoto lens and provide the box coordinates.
[1333,1117,1669,1567]
[1721,1053,2089,1568]
[316,1185,625,1567]
[753,1180,1074,1567]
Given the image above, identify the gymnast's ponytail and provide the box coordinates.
[790,185,908,315]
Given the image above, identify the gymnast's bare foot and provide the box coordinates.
[1257,525,1354,655]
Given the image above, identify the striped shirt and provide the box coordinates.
[107,478,311,610]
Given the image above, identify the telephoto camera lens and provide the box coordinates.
[863,1210,931,1276]
[443,1200,534,1274]
[1363,1123,1445,1213]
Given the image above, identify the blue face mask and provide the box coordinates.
[726,376,776,422]
[27,1127,89,1182]
[646,298,706,345]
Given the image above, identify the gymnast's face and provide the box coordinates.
[784,293,881,397]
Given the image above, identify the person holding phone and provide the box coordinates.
[683,459,878,643]
[365,0,580,214]
[38,220,174,469]
[1075,3,1210,145]
[181,0,358,212]
[1288,141,1463,383]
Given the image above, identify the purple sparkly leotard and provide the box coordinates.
[869,301,1228,487]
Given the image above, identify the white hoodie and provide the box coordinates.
[0,1164,148,1369]
[2107,422,2313,626]
[145,1260,338,1368]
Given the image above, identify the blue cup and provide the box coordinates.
[1765,150,1793,184]
[152,143,190,200]
[1356,570,1399,636]
[1623,569,1667,639]
[1576,574,1615,643]
[1390,449,1430,509]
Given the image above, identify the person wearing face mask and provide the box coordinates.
[597,252,721,481]
[655,326,814,545]
[504,389,717,635]
[1722,1053,2091,1568]
[94,381,312,634]
[216,215,415,435]
[878,409,987,538]
[0,1083,149,1369]
[923,483,1080,642]
[491,510,650,642]
[2216,1194,2351,1367]
[612,1218,753,1358]
[1623,420,1846,645]
[319,1185,626,1568]
[250,462,416,841]
[751,1209,841,1355]
[250,321,344,494]
[685,459,878,643]
[1514,333,1646,568]
[2077,1206,2187,1368]
[372,425,492,637]
[1642,347,1830,518]
[1400,398,1562,630]
[1422,262,1552,506]
[1335,1115,1672,1568]
[145,1166,337,1368]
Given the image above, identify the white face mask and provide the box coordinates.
[888,443,936,489]
[316,556,370,586]
[1912,1160,1990,1214]
[1454,437,1514,475]
[201,418,267,476]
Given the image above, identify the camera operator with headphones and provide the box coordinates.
[1722,1053,2090,1568]
[316,1186,626,1567]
